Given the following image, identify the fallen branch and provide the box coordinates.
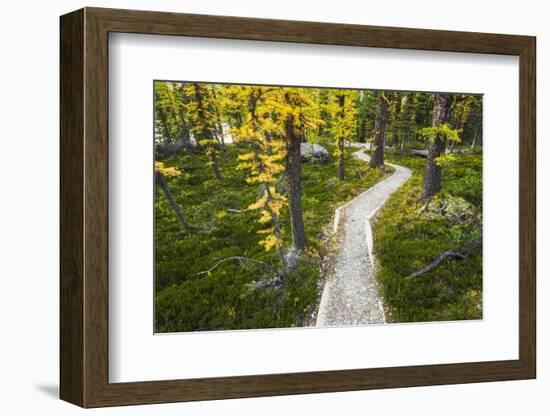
[411,149,428,157]
[405,237,481,280]
[156,172,194,232]
[197,256,273,276]
[418,196,433,214]
[251,275,284,291]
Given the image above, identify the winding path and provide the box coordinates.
[315,146,412,327]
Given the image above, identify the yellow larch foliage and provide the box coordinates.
[327,89,358,159]
[155,161,181,177]
[230,86,288,253]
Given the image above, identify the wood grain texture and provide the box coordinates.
[59,7,537,408]
[518,38,537,376]
[59,8,84,407]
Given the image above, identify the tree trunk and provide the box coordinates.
[211,87,227,159]
[369,92,388,169]
[156,172,192,231]
[219,128,226,159]
[285,115,306,251]
[471,124,479,149]
[450,140,456,153]
[158,109,173,144]
[176,107,193,150]
[338,94,345,180]
[183,129,192,149]
[209,149,222,179]
[421,93,451,200]
[264,184,288,273]
[338,138,345,180]
[193,84,222,179]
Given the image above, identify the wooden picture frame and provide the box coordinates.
[60,7,536,408]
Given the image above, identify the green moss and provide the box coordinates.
[372,152,483,322]
[155,143,389,332]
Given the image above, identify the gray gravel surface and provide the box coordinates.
[316,148,411,327]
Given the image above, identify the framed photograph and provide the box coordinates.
[60,7,536,408]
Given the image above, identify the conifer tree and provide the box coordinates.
[463,96,482,148]
[448,95,476,152]
[420,93,461,200]
[184,83,222,179]
[209,84,227,158]
[356,90,378,143]
[154,82,192,149]
[155,161,192,231]
[396,93,411,153]
[232,86,288,269]
[369,92,390,169]
[328,90,357,180]
[280,88,320,252]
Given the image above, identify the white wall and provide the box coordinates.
[0,0,546,414]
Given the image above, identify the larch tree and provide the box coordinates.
[280,88,320,252]
[154,82,176,144]
[464,96,482,148]
[154,82,192,149]
[420,93,461,200]
[184,83,222,179]
[369,91,390,169]
[413,92,433,136]
[218,84,246,131]
[155,161,192,231]
[385,93,400,148]
[328,90,357,180]
[356,90,378,143]
[396,93,415,153]
[209,84,227,158]
[448,95,475,153]
[232,86,289,270]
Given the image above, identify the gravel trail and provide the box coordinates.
[316,147,411,327]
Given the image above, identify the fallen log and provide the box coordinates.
[405,237,481,280]
[197,256,274,276]
[411,149,429,157]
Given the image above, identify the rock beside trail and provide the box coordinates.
[417,195,480,225]
[156,143,187,157]
[301,143,329,163]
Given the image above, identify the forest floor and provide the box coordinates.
[155,142,390,332]
[372,152,483,322]
[316,146,412,326]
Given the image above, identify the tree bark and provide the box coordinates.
[193,84,222,179]
[209,149,222,179]
[285,115,306,251]
[173,103,193,150]
[264,184,288,273]
[338,94,345,181]
[471,124,479,149]
[338,137,345,180]
[369,92,388,169]
[158,108,173,144]
[421,93,451,200]
[211,86,226,159]
[156,172,192,231]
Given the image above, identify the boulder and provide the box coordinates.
[156,143,187,157]
[417,195,480,225]
[300,142,329,163]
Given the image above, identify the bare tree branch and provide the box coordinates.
[405,237,481,280]
[226,208,246,213]
[197,256,274,276]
